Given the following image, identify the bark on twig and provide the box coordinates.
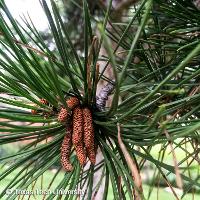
[96,81,115,110]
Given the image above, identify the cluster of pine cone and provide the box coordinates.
[31,97,96,172]
[31,98,49,115]
[58,97,96,172]
[31,98,58,118]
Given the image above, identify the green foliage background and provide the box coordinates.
[0,0,200,199]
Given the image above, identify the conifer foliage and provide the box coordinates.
[0,0,200,199]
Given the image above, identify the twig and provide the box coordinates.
[96,81,115,110]
[162,173,180,200]
[164,129,183,190]
[118,176,122,198]
[189,85,200,96]
[87,36,99,98]
[117,123,143,200]
[95,63,100,87]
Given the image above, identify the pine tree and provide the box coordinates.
[0,0,200,199]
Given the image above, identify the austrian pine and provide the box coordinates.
[0,0,200,199]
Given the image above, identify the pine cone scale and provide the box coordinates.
[83,108,96,164]
[58,108,69,123]
[74,142,87,166]
[86,147,96,165]
[72,107,83,145]
[83,108,94,149]
[67,97,79,109]
[61,126,73,171]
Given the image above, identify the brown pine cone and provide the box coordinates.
[86,146,96,165]
[31,108,37,115]
[83,107,96,164]
[67,97,79,109]
[61,126,73,171]
[72,107,83,145]
[74,142,87,166]
[58,108,69,122]
[83,108,94,149]
[40,98,48,105]
[31,98,48,114]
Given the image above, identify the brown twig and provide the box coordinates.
[162,173,180,200]
[164,129,183,190]
[95,63,100,87]
[117,123,143,200]
[87,36,99,95]
[118,176,122,198]
[189,85,200,96]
